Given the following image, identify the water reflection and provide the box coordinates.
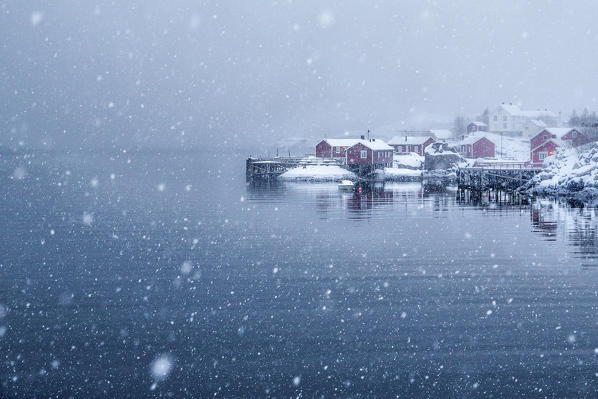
[247,182,598,268]
[531,201,598,266]
[531,202,558,240]
[346,185,394,217]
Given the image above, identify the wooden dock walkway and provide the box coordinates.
[246,157,342,180]
[457,162,542,191]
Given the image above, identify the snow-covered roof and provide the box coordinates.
[531,137,569,152]
[545,128,575,137]
[353,139,393,151]
[388,136,433,145]
[429,129,453,139]
[533,128,578,139]
[498,104,557,118]
[469,121,487,127]
[529,119,547,128]
[322,138,361,147]
[460,133,494,145]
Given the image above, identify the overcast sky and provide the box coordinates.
[2,0,598,150]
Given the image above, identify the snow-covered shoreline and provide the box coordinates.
[280,164,427,182]
[279,165,356,181]
[526,143,598,201]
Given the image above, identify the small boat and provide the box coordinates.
[338,180,354,191]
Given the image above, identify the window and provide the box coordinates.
[503,123,507,129]
[414,145,419,152]
[572,131,577,138]
[360,150,367,159]
[493,115,497,121]
[539,152,548,160]
[503,116,507,121]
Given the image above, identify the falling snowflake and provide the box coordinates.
[82,212,94,226]
[31,11,43,26]
[150,354,174,381]
[318,11,335,28]
[13,167,26,180]
[180,261,192,275]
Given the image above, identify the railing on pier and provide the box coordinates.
[246,156,344,180]
[470,161,539,170]
[457,164,544,191]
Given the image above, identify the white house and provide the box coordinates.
[489,103,558,137]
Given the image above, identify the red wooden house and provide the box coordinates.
[388,136,435,156]
[466,121,488,134]
[346,139,393,168]
[529,128,585,167]
[458,135,495,158]
[561,128,588,147]
[530,139,561,167]
[315,138,360,158]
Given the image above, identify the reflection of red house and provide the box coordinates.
[459,136,495,158]
[388,136,435,156]
[346,140,393,168]
[315,139,360,158]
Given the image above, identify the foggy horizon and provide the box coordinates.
[2,1,598,151]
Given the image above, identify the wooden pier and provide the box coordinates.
[457,162,542,191]
[246,157,342,180]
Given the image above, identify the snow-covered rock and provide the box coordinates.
[424,142,466,170]
[279,165,356,182]
[393,153,424,170]
[527,143,598,200]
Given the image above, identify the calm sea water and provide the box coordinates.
[2,151,598,398]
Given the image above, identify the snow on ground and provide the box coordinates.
[483,132,530,161]
[528,143,598,200]
[394,153,423,169]
[376,167,422,181]
[279,165,356,181]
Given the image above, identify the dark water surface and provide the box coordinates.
[2,151,598,398]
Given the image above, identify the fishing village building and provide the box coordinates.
[466,121,488,134]
[315,138,360,159]
[458,135,495,159]
[388,136,435,156]
[489,103,558,137]
[529,128,587,167]
[346,139,394,169]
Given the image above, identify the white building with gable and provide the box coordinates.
[489,103,558,137]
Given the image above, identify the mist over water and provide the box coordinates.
[2,1,598,151]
